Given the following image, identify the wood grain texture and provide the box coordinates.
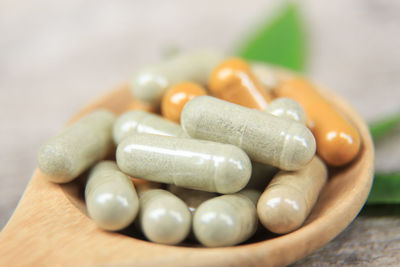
[292,216,400,266]
[0,84,374,266]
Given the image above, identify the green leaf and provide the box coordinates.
[235,2,306,72]
[369,112,400,142]
[367,172,400,204]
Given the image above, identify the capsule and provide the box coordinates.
[161,82,207,123]
[168,185,217,214]
[181,96,316,170]
[208,58,272,110]
[131,50,223,107]
[85,161,139,231]
[193,193,258,247]
[243,100,303,191]
[38,110,116,183]
[116,133,252,194]
[112,110,188,145]
[275,78,361,166]
[138,189,191,245]
[257,156,327,234]
[265,97,306,124]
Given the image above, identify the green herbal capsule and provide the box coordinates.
[193,193,258,247]
[85,161,139,231]
[138,189,191,245]
[117,133,251,194]
[131,50,223,107]
[181,96,316,171]
[38,110,116,183]
[244,99,305,190]
[113,110,187,144]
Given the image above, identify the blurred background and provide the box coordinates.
[1,0,400,264]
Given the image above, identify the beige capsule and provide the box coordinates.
[257,156,328,234]
[181,96,316,171]
[112,110,187,145]
[85,161,139,231]
[193,193,258,247]
[168,185,217,214]
[131,50,223,107]
[38,110,116,183]
[265,98,306,124]
[116,133,252,194]
[138,189,191,245]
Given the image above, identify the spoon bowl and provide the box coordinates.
[0,78,374,266]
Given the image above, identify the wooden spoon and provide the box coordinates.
[0,83,374,266]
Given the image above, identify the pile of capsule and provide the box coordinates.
[38,51,361,247]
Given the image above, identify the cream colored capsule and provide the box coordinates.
[168,185,217,214]
[38,110,116,183]
[112,110,187,144]
[257,156,327,234]
[138,189,191,245]
[85,161,139,231]
[131,50,223,107]
[117,133,251,194]
[265,97,306,124]
[193,193,258,247]
[181,96,316,171]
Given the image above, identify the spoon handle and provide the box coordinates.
[0,170,182,266]
[0,170,93,265]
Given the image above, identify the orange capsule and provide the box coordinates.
[161,82,207,123]
[208,58,272,110]
[275,77,361,166]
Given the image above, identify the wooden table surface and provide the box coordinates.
[1,1,400,265]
